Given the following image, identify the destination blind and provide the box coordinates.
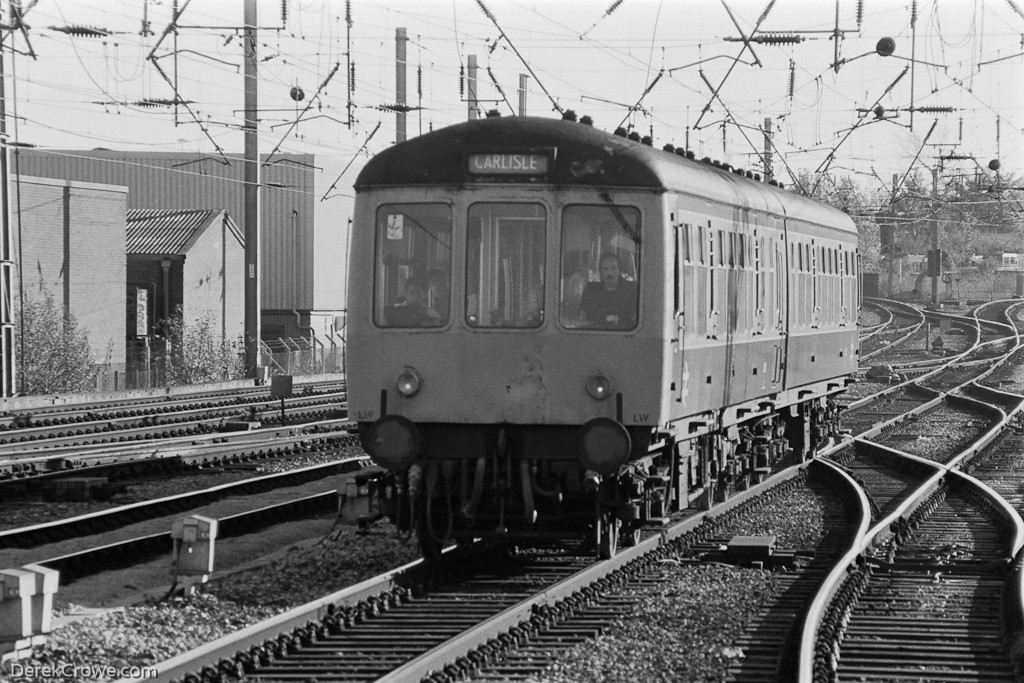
[467,153,549,175]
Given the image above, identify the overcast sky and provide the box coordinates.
[6,0,1023,200]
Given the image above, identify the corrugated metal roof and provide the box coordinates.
[126,209,243,255]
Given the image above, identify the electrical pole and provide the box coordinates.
[467,55,478,120]
[396,28,407,143]
[0,7,15,397]
[889,173,897,299]
[931,166,939,306]
[243,0,261,379]
[518,74,528,116]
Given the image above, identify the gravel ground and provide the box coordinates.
[528,563,779,683]
[981,349,1024,392]
[873,404,990,462]
[0,595,281,683]
[205,523,421,607]
[526,478,839,682]
[713,478,836,549]
[0,448,363,532]
[0,521,421,682]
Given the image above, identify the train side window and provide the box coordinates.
[374,203,452,328]
[466,203,546,328]
[682,224,692,263]
[698,225,706,264]
[560,204,640,330]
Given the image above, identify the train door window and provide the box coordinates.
[374,203,453,328]
[466,203,546,328]
[560,204,640,330]
[682,224,692,263]
[697,225,706,264]
[717,231,725,266]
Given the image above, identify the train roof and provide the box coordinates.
[355,116,856,235]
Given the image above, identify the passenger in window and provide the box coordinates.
[580,252,637,329]
[386,277,441,327]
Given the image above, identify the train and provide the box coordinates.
[347,112,859,558]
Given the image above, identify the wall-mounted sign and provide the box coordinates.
[135,287,149,337]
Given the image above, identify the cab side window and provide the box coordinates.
[560,204,640,330]
[374,204,452,328]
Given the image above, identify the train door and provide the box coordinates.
[673,221,684,403]
[779,225,792,389]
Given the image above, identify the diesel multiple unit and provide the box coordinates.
[347,114,859,558]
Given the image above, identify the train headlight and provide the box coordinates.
[396,368,422,397]
[579,418,631,475]
[585,374,612,400]
[366,415,421,471]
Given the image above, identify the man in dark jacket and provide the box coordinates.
[580,253,637,329]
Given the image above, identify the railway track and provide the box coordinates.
[799,300,1024,681]
[0,390,345,450]
[0,450,363,549]
[0,377,345,432]
[0,419,356,483]
[6,301,1013,682]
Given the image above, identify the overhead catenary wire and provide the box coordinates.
[472,0,563,113]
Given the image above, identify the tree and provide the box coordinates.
[18,290,96,395]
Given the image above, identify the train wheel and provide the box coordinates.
[598,514,620,559]
[620,522,641,547]
[416,499,443,561]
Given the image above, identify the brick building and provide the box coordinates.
[9,176,127,388]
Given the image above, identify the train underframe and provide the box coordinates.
[361,396,843,560]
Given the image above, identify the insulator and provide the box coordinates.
[350,63,356,93]
[856,0,864,27]
[49,24,111,38]
[281,0,287,24]
[788,60,795,98]
[752,32,803,44]
[459,64,465,96]
[912,106,954,113]
[345,0,352,24]
[911,0,917,24]
[606,0,624,16]
[417,65,422,98]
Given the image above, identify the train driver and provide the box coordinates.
[386,276,442,327]
[579,252,637,329]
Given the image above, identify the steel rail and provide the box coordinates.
[36,490,340,584]
[0,455,368,549]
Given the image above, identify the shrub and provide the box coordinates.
[17,291,96,394]
[159,307,244,386]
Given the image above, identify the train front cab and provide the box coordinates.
[348,181,671,558]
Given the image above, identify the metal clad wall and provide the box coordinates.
[15,151,316,310]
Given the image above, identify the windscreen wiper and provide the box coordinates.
[599,191,640,244]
